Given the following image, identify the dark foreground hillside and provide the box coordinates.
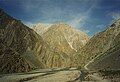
[0,9,45,73]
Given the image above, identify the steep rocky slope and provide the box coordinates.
[33,23,89,68]
[0,9,45,73]
[77,19,120,68]
[87,31,120,70]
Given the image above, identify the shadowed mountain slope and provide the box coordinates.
[77,19,120,69]
[0,9,45,73]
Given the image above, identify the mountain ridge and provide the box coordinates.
[76,18,120,69]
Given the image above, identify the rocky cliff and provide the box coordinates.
[0,9,45,73]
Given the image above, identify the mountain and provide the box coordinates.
[0,9,45,73]
[33,23,89,67]
[0,9,89,72]
[36,23,89,53]
[77,19,120,69]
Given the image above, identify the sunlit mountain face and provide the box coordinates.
[0,0,120,36]
[0,0,120,82]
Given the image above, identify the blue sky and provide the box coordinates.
[0,0,120,36]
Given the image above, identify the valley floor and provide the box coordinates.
[0,68,120,82]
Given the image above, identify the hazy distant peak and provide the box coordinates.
[35,23,52,27]
[33,23,52,35]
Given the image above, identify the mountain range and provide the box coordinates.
[0,9,89,73]
[0,9,120,74]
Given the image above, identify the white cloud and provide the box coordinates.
[67,0,98,29]
[20,0,99,35]
[67,14,87,28]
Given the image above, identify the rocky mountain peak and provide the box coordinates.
[33,23,52,35]
[41,23,89,53]
[49,23,74,31]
